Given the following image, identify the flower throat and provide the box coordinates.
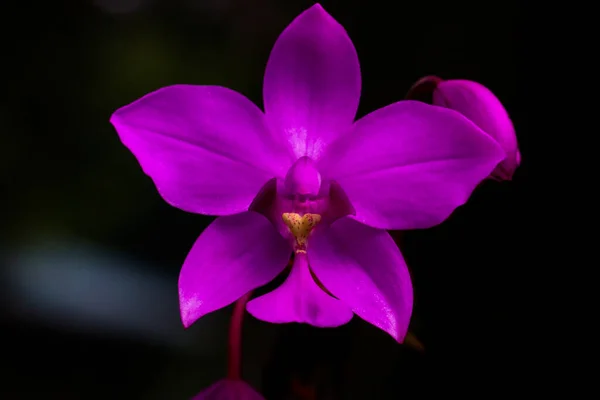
[282,156,324,253]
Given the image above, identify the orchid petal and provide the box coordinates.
[434,79,520,180]
[192,379,265,400]
[110,85,293,216]
[318,100,505,230]
[309,217,413,342]
[179,212,290,328]
[247,252,353,327]
[263,4,361,160]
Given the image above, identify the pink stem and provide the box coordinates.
[227,291,252,380]
[405,75,443,101]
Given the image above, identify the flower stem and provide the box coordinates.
[404,75,442,102]
[227,291,252,380]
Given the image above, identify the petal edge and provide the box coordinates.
[310,217,413,342]
[179,212,291,328]
[247,252,354,327]
[111,85,293,216]
[318,100,505,230]
[263,4,361,160]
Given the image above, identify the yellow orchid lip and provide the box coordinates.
[282,212,321,252]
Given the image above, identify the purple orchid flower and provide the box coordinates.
[110,4,504,342]
[192,379,264,400]
[406,76,520,181]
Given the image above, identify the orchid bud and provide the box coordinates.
[407,76,520,181]
[192,379,264,400]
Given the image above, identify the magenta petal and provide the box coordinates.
[192,379,264,400]
[434,79,520,180]
[318,100,505,230]
[263,4,361,159]
[110,85,293,216]
[179,212,291,328]
[247,252,353,327]
[309,217,413,342]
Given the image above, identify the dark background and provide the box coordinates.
[2,0,529,398]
